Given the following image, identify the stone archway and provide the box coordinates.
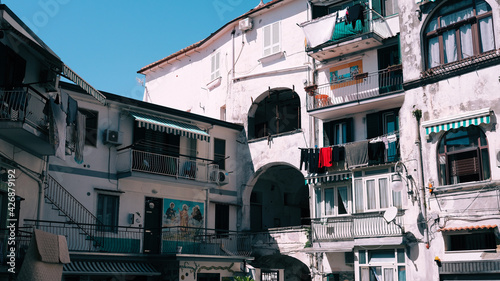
[246,163,309,231]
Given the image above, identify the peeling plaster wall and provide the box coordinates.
[398,1,500,281]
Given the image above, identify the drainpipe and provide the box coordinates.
[415,113,430,247]
[205,188,210,234]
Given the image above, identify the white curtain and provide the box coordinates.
[379,178,389,209]
[315,190,322,218]
[460,24,473,58]
[393,190,402,209]
[367,180,376,210]
[479,17,495,52]
[384,268,394,281]
[338,187,349,214]
[428,37,440,68]
[354,179,364,213]
[325,189,334,216]
[443,30,457,63]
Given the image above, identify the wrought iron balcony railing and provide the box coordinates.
[307,65,403,111]
[311,211,404,242]
[23,220,253,257]
[117,148,220,183]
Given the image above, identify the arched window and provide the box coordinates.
[248,89,301,140]
[424,0,495,69]
[438,126,490,186]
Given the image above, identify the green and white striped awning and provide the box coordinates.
[306,172,351,185]
[422,108,492,135]
[130,111,210,142]
[62,64,106,104]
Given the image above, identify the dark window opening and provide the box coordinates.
[214,138,226,170]
[424,0,495,70]
[324,118,354,146]
[438,126,490,186]
[444,231,497,251]
[97,194,119,233]
[0,42,26,88]
[78,109,98,147]
[248,89,300,140]
[133,127,180,156]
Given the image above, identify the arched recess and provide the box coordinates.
[244,163,309,231]
[251,254,311,281]
[248,87,301,140]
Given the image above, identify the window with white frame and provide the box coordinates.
[210,51,220,81]
[316,184,351,217]
[358,248,406,281]
[353,169,402,213]
[263,22,281,57]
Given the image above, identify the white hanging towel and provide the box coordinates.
[299,12,337,48]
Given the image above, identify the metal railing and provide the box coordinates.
[45,175,104,249]
[311,211,404,242]
[0,227,32,265]
[117,148,220,183]
[0,86,49,133]
[307,65,403,111]
[22,220,253,257]
[305,8,391,50]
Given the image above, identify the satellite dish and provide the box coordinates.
[383,206,398,223]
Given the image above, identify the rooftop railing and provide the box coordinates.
[307,65,403,111]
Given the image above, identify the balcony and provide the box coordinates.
[306,66,403,119]
[23,220,253,257]
[311,211,404,242]
[304,9,393,61]
[0,87,54,156]
[117,148,220,184]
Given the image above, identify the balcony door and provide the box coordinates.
[144,197,162,254]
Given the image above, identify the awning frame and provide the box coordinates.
[62,64,106,105]
[63,261,161,276]
[129,111,211,142]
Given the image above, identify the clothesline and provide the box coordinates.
[298,130,400,150]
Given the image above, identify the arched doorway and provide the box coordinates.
[250,164,309,231]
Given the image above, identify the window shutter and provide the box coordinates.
[323,121,333,146]
[366,112,381,139]
[263,22,280,57]
[346,117,354,143]
[450,151,480,177]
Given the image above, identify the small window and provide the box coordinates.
[261,269,279,281]
[323,185,350,216]
[263,22,281,57]
[97,194,119,232]
[78,108,98,147]
[444,230,497,251]
[438,126,490,185]
[354,172,402,213]
[220,105,226,121]
[210,51,220,81]
[214,138,226,170]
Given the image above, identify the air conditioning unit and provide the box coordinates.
[103,129,122,145]
[211,170,229,185]
[239,18,253,31]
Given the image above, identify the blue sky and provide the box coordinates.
[3,0,263,100]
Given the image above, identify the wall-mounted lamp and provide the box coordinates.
[415,9,422,20]
[390,161,417,203]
